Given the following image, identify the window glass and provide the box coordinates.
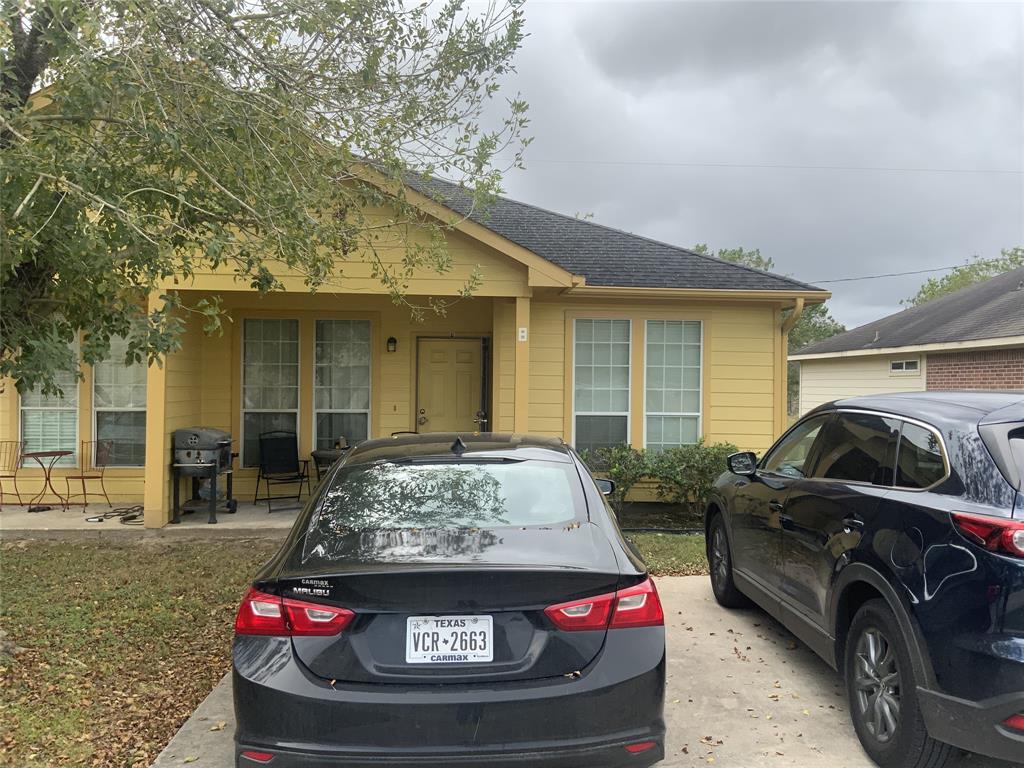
[314,320,371,450]
[242,319,300,467]
[895,422,946,488]
[814,413,900,484]
[93,336,147,466]
[645,320,701,451]
[21,353,79,466]
[762,414,829,478]
[304,460,584,557]
[574,319,630,451]
[890,359,920,374]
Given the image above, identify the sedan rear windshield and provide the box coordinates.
[308,459,585,535]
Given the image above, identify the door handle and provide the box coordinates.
[768,500,784,512]
[842,516,865,532]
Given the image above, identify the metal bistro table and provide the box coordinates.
[311,447,349,483]
[24,449,72,512]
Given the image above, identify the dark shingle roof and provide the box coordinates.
[408,176,822,293]
[794,266,1024,356]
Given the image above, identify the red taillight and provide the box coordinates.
[545,578,664,631]
[1003,714,1024,732]
[240,751,275,764]
[234,587,355,637]
[951,513,1024,558]
[624,740,658,754]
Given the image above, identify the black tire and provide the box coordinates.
[844,600,952,768]
[706,512,750,608]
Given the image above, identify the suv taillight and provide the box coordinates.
[951,513,1024,558]
[545,578,664,631]
[234,587,355,636]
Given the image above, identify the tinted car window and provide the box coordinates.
[762,415,829,478]
[813,413,899,484]
[895,422,946,488]
[309,459,583,537]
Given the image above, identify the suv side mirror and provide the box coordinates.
[727,451,758,477]
[595,478,616,496]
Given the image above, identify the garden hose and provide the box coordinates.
[84,505,144,525]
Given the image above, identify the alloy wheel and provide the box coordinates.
[853,627,902,744]
[710,525,730,590]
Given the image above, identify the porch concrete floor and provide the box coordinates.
[0,499,303,537]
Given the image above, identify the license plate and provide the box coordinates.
[405,615,494,664]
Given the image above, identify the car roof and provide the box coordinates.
[813,391,1024,424]
[344,432,573,466]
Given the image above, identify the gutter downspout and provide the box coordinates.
[781,297,805,335]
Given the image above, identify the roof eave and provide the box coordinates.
[565,285,831,302]
[790,334,1024,361]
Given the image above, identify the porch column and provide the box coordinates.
[143,292,170,528]
[514,296,530,433]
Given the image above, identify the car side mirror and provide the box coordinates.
[727,451,758,477]
[595,478,616,496]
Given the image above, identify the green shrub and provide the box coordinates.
[648,440,738,514]
[578,444,649,513]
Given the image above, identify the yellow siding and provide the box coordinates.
[525,297,782,454]
[798,354,926,414]
[174,213,530,299]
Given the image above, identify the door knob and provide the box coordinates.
[417,415,428,426]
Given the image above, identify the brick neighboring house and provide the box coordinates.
[790,266,1024,414]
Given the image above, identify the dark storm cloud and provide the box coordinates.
[485,1,1024,328]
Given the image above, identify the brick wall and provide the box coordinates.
[926,348,1024,391]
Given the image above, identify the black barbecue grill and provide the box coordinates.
[171,427,238,523]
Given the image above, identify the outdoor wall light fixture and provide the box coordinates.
[386,336,398,353]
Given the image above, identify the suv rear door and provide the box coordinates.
[780,411,900,628]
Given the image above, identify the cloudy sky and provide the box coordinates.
[481,0,1024,328]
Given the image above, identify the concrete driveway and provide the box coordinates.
[153,576,1013,768]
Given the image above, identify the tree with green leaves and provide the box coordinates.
[1,0,528,394]
[694,244,846,413]
[903,247,1024,306]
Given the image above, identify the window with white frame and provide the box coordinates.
[314,319,371,450]
[93,336,147,466]
[573,319,630,451]
[890,358,920,375]
[242,319,300,467]
[645,320,702,451]
[21,354,79,466]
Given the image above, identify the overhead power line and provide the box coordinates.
[811,257,1014,284]
[525,157,1024,176]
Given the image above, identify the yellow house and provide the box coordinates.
[0,177,828,527]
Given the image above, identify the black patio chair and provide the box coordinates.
[254,431,310,512]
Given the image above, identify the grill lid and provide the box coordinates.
[173,427,231,450]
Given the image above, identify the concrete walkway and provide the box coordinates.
[152,577,1013,768]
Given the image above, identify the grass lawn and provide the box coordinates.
[0,538,278,768]
[0,532,706,766]
[629,533,709,576]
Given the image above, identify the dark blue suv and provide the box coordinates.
[705,392,1024,768]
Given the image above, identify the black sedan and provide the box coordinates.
[705,392,1024,768]
[232,433,666,767]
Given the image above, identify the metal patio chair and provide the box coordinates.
[0,440,24,509]
[254,431,310,512]
[65,440,113,509]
